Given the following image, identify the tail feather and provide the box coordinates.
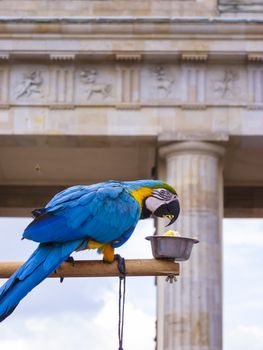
[0,239,83,322]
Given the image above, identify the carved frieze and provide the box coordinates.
[213,69,239,99]
[152,65,174,98]
[141,64,179,102]
[76,65,115,104]
[207,66,246,104]
[15,71,44,99]
[80,69,112,100]
[0,62,261,108]
[10,65,48,104]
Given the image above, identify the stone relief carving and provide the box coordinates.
[15,70,44,99]
[213,69,239,99]
[1,63,254,107]
[80,69,112,100]
[152,65,173,98]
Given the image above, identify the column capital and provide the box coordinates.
[159,141,225,159]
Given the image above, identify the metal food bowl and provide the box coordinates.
[146,235,199,261]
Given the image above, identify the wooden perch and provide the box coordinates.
[0,259,179,279]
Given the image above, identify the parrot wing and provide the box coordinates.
[23,182,141,245]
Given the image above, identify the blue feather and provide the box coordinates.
[23,182,141,244]
[0,240,82,322]
[0,179,165,322]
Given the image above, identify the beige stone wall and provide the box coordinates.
[1,0,262,17]
[0,0,218,17]
[0,60,263,138]
[0,17,262,188]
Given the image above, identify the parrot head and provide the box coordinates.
[142,186,180,226]
[126,180,180,226]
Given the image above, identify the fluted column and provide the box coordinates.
[157,141,225,350]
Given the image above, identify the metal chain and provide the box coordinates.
[117,256,126,350]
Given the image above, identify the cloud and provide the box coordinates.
[0,287,155,350]
[0,218,156,349]
[238,325,263,340]
[94,286,155,349]
[1,217,263,350]
[225,324,263,350]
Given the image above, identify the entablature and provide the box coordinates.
[0,16,263,36]
[0,60,263,110]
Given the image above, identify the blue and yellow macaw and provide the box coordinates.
[0,179,180,322]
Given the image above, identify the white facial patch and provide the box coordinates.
[145,188,176,213]
[145,196,164,213]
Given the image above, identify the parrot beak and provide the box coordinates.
[153,198,180,226]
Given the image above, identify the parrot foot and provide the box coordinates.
[58,256,74,283]
[101,243,115,263]
[66,256,75,267]
[114,254,126,278]
[54,269,64,283]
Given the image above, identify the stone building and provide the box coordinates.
[0,1,263,349]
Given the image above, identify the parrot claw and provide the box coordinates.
[114,254,126,278]
[59,257,74,283]
[54,269,65,283]
[66,256,75,267]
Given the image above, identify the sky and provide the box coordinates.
[223,219,263,350]
[0,217,262,350]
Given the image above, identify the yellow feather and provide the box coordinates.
[130,187,153,209]
[87,240,105,249]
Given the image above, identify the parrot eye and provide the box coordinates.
[152,189,173,201]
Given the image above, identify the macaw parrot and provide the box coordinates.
[0,179,180,322]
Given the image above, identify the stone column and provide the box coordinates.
[157,141,225,350]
